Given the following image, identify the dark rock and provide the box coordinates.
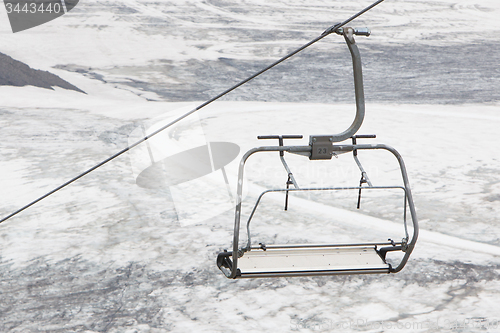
[0,52,85,93]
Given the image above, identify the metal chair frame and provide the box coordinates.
[217,27,419,279]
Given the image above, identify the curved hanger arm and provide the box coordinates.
[330,28,366,143]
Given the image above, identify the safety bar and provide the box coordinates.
[244,185,409,250]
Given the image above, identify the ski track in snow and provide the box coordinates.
[0,1,500,332]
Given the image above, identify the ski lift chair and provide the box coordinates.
[217,27,419,279]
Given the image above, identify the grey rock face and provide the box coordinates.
[0,52,85,93]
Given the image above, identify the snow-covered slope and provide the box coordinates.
[0,1,499,332]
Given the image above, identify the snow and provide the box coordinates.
[1,0,500,332]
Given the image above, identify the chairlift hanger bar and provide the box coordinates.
[0,0,385,224]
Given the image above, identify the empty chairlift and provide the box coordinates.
[217,26,418,279]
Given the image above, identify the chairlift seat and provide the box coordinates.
[218,243,394,278]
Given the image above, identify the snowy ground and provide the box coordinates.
[1,0,500,332]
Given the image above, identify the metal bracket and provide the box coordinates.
[401,237,409,252]
[309,135,334,160]
[357,174,368,209]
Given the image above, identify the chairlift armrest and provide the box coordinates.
[257,135,303,140]
[352,134,376,139]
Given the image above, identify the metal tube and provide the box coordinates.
[235,143,418,275]
[327,28,366,143]
[280,155,299,189]
[352,144,419,272]
[353,155,373,187]
[244,185,407,250]
[230,145,311,278]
